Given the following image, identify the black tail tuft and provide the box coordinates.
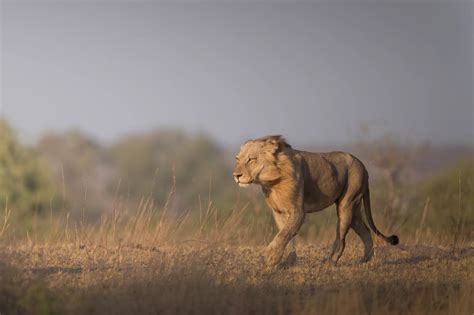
[388,235,399,246]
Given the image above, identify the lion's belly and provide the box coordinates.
[302,160,346,213]
[303,180,343,213]
[304,199,335,213]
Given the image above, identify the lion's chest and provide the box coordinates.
[263,186,296,214]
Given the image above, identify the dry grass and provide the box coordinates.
[0,240,473,314]
[0,200,473,315]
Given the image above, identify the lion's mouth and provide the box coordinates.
[238,182,251,188]
[235,178,253,187]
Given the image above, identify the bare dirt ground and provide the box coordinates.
[0,242,473,314]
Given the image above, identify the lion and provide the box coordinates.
[233,135,398,267]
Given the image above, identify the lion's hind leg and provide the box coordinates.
[330,204,353,266]
[325,215,340,263]
[351,211,374,263]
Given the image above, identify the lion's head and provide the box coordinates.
[233,135,291,187]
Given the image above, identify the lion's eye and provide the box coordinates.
[248,157,256,164]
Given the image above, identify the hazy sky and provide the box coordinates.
[1,1,473,146]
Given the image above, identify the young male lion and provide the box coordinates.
[233,135,398,267]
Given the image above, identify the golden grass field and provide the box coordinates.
[0,189,472,315]
[0,218,472,315]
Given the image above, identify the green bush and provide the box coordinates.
[0,119,58,219]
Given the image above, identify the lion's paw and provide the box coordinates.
[264,246,285,267]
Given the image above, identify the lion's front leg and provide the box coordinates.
[264,209,305,266]
[271,210,298,264]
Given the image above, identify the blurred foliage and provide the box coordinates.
[416,159,474,236]
[109,130,245,213]
[37,130,112,220]
[0,118,472,242]
[0,119,58,218]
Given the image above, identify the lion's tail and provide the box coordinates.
[362,184,399,246]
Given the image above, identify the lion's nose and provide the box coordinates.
[233,172,242,180]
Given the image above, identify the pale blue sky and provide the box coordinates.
[1,1,472,146]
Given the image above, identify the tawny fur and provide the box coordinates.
[233,135,398,267]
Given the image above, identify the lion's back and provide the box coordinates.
[297,150,367,182]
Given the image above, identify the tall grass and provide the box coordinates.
[0,185,471,250]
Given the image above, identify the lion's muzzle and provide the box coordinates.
[233,172,252,187]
